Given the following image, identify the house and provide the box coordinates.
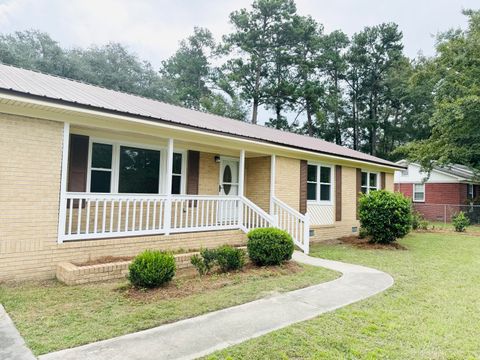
[394,160,479,221]
[0,64,402,281]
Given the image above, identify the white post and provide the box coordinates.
[57,122,70,244]
[270,154,276,214]
[238,150,245,228]
[164,138,174,235]
[303,213,310,254]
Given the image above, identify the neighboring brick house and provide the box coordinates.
[0,64,402,281]
[394,160,480,221]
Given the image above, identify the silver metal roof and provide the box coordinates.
[0,63,402,168]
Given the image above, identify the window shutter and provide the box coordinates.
[299,160,308,214]
[186,150,200,195]
[380,172,386,190]
[67,134,89,192]
[356,168,362,220]
[335,165,342,221]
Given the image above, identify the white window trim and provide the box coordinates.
[307,163,334,205]
[361,171,379,194]
[467,183,474,200]
[86,136,187,195]
[413,183,425,203]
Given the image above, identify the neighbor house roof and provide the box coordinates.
[397,160,477,181]
[0,64,402,169]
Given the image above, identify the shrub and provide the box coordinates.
[215,245,246,272]
[411,210,429,231]
[247,228,294,266]
[128,250,176,288]
[359,190,412,244]
[358,227,369,239]
[452,211,469,232]
[190,248,217,276]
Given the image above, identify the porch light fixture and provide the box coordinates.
[214,155,221,163]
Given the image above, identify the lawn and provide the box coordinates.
[0,261,337,355]
[206,232,480,360]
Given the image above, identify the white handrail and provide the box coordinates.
[60,193,279,242]
[272,196,310,254]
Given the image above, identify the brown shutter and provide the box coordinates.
[335,165,342,221]
[186,150,200,195]
[299,160,308,214]
[67,134,89,192]
[380,172,386,190]
[356,168,362,220]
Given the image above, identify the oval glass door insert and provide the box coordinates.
[223,165,232,194]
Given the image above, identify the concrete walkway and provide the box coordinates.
[0,305,36,360]
[39,251,394,360]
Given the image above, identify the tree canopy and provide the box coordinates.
[0,3,478,171]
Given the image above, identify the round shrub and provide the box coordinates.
[215,245,246,272]
[247,228,294,266]
[452,211,469,232]
[359,190,412,244]
[128,250,176,288]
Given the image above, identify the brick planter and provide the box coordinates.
[56,252,197,285]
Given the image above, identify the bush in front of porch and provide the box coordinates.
[247,228,294,266]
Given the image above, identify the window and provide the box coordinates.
[413,183,425,202]
[361,171,378,194]
[467,183,474,200]
[90,142,113,193]
[86,139,185,195]
[307,164,332,202]
[171,152,183,194]
[118,146,160,194]
[401,169,409,176]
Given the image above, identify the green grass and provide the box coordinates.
[206,232,480,360]
[0,263,337,355]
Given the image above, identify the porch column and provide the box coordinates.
[57,122,70,244]
[238,150,245,228]
[238,150,245,196]
[270,154,276,214]
[164,138,174,235]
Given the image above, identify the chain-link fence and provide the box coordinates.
[413,203,480,224]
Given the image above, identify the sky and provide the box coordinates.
[0,0,477,124]
[0,0,478,68]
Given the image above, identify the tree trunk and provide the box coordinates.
[251,63,262,124]
[306,100,313,136]
[333,71,341,145]
[275,103,282,129]
[251,97,259,125]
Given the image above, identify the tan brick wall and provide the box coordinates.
[275,156,300,211]
[245,156,271,212]
[198,152,219,195]
[310,166,359,241]
[0,115,246,281]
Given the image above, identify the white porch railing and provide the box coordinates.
[271,196,310,254]
[60,193,276,242]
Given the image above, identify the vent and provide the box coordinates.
[351,226,358,233]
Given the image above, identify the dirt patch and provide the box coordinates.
[74,256,133,267]
[326,235,407,250]
[118,261,303,302]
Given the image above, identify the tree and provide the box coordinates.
[403,10,480,173]
[290,15,324,136]
[0,30,68,75]
[159,27,215,109]
[348,23,404,155]
[223,0,297,124]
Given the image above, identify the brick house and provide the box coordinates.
[0,64,402,281]
[394,160,479,221]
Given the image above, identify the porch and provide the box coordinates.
[58,124,310,253]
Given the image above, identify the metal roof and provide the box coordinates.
[0,63,402,168]
[397,160,477,181]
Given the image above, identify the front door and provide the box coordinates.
[218,158,239,223]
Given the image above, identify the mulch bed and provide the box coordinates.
[322,235,407,250]
[117,261,303,302]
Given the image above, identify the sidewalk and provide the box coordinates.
[39,251,394,360]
